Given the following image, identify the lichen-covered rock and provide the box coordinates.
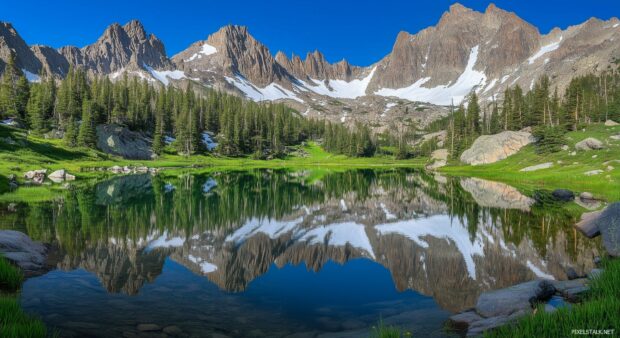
[460,131,534,165]
[575,137,604,151]
[96,124,154,160]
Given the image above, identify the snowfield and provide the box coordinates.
[297,67,376,99]
[185,43,218,62]
[375,46,486,105]
[143,64,187,86]
[527,37,562,64]
[226,75,303,103]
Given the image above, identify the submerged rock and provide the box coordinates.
[460,131,534,165]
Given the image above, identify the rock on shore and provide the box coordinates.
[460,131,534,165]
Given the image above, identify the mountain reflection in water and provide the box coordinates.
[0,169,601,337]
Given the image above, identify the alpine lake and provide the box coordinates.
[0,169,602,337]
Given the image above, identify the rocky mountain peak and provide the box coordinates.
[0,22,41,74]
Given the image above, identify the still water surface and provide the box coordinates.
[0,169,601,337]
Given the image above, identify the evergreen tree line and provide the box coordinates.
[0,54,332,157]
[322,122,376,157]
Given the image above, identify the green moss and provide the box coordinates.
[370,319,412,338]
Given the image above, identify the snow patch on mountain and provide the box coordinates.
[528,37,562,64]
[189,254,218,273]
[226,217,304,245]
[298,67,376,99]
[226,76,303,103]
[144,64,187,85]
[186,43,218,62]
[376,214,484,279]
[375,46,486,105]
[298,222,375,258]
[22,69,40,83]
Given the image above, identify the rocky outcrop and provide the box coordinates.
[64,20,172,75]
[460,131,534,165]
[520,162,553,172]
[575,137,605,151]
[451,280,558,336]
[96,124,153,160]
[0,22,41,75]
[0,230,48,276]
[426,148,448,170]
[31,45,70,77]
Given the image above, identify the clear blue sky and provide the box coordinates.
[1,0,618,66]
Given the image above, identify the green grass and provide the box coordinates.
[442,124,620,201]
[0,257,47,338]
[370,319,412,338]
[0,258,23,292]
[0,124,426,202]
[0,296,47,338]
[485,259,620,338]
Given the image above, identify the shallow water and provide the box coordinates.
[0,169,602,337]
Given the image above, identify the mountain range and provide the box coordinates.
[1,3,619,129]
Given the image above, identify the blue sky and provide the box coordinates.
[1,0,618,66]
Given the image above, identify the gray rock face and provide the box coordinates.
[31,45,70,77]
[591,202,620,257]
[0,22,41,75]
[96,124,153,160]
[460,131,534,165]
[0,230,47,276]
[575,137,605,151]
[63,20,172,75]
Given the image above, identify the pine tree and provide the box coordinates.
[26,83,45,134]
[78,99,96,148]
[64,116,78,147]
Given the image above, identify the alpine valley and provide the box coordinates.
[2,3,619,130]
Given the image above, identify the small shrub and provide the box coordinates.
[532,126,566,154]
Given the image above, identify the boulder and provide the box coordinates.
[475,280,555,318]
[575,138,604,151]
[552,189,574,202]
[575,211,603,238]
[584,170,604,176]
[0,230,48,276]
[426,148,448,170]
[460,131,534,165]
[24,169,47,180]
[590,202,620,257]
[520,162,553,172]
[605,119,619,126]
[610,135,620,141]
[47,169,76,183]
[96,124,154,160]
